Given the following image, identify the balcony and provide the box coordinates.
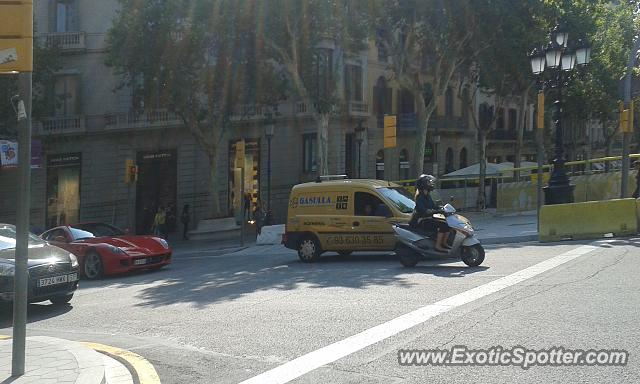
[347,101,369,117]
[41,32,86,52]
[36,116,86,136]
[104,110,182,131]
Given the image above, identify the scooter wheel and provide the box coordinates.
[397,245,419,268]
[462,244,485,267]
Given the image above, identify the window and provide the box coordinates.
[54,75,80,116]
[398,89,415,114]
[42,228,68,242]
[312,49,333,101]
[344,65,363,102]
[373,76,392,116]
[54,0,78,33]
[496,108,505,130]
[376,150,384,180]
[399,149,409,180]
[445,147,454,174]
[376,30,388,62]
[378,187,416,214]
[73,223,125,237]
[508,108,517,131]
[354,192,388,217]
[303,134,317,173]
[460,147,468,169]
[445,87,454,117]
[461,88,470,124]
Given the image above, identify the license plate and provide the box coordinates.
[38,273,78,288]
[133,258,148,265]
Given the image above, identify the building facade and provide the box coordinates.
[0,0,541,232]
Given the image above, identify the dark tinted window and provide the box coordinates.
[73,223,124,238]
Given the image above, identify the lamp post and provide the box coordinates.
[264,117,275,225]
[529,24,591,205]
[355,120,366,178]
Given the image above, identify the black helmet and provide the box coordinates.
[416,174,437,191]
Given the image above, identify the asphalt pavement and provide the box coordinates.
[1,238,638,383]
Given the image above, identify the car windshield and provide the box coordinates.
[73,223,125,238]
[377,187,416,214]
[0,224,45,251]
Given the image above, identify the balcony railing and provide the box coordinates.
[37,116,86,136]
[104,110,182,131]
[41,32,86,51]
[347,101,369,117]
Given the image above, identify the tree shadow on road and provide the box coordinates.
[78,246,494,309]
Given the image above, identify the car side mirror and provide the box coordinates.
[53,235,68,243]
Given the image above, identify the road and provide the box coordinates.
[1,239,639,383]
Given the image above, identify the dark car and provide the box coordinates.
[0,224,79,305]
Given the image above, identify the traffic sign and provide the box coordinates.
[0,0,33,73]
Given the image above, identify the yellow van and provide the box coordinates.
[282,178,416,262]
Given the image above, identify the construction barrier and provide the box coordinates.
[539,198,638,242]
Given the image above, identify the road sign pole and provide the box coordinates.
[240,167,245,247]
[12,71,32,377]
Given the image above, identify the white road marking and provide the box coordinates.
[239,242,601,384]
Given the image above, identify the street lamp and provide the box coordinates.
[264,115,275,224]
[529,24,592,205]
[355,119,366,178]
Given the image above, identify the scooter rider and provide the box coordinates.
[411,174,451,252]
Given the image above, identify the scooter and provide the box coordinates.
[393,203,485,267]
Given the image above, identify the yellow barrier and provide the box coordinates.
[539,198,639,242]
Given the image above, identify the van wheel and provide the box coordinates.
[298,236,321,263]
[337,251,352,257]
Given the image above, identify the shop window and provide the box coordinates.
[46,153,81,228]
[445,147,454,174]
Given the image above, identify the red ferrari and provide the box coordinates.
[40,223,172,279]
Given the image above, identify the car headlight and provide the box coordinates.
[69,253,79,268]
[0,263,15,277]
[107,244,127,255]
[158,238,169,249]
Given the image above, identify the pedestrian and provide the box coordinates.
[181,204,191,240]
[151,206,167,239]
[244,192,252,222]
[632,160,640,199]
[255,199,266,235]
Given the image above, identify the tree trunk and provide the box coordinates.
[316,114,330,176]
[477,131,488,210]
[207,151,222,218]
[412,92,433,175]
[514,85,532,180]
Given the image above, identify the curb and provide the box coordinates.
[479,234,539,245]
[84,342,161,384]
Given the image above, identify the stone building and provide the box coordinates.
[0,0,538,231]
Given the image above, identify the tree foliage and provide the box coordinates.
[107,0,285,216]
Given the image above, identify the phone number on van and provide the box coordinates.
[325,234,385,245]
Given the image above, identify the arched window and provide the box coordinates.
[445,87,454,117]
[376,150,385,180]
[399,149,409,180]
[445,147,454,174]
[459,147,468,169]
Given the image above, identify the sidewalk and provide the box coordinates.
[463,210,538,244]
[0,336,134,384]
